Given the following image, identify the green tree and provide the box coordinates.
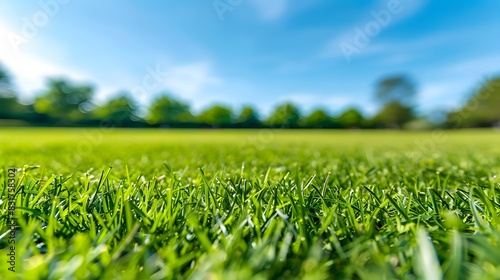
[0,65,16,117]
[447,77,500,127]
[375,75,417,106]
[372,75,417,128]
[338,108,365,128]
[147,95,193,125]
[372,101,414,128]
[198,105,233,128]
[237,106,261,128]
[0,96,30,120]
[94,93,139,125]
[266,102,301,128]
[34,79,94,123]
[0,65,13,97]
[301,109,339,128]
[0,65,35,121]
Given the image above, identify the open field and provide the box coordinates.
[1,128,500,279]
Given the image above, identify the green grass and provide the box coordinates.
[1,128,500,279]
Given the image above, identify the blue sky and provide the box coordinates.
[1,0,499,117]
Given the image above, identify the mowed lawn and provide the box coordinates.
[1,128,500,279]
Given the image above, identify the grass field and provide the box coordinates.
[1,128,500,279]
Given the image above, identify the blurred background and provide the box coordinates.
[0,0,499,129]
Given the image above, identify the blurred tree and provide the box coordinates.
[266,102,301,128]
[0,65,37,121]
[372,101,414,128]
[0,97,31,120]
[447,77,500,127]
[147,95,193,125]
[373,75,417,128]
[338,108,365,128]
[375,75,416,106]
[93,93,139,125]
[0,65,13,97]
[237,106,261,128]
[301,109,339,128]
[403,117,434,130]
[34,79,94,123]
[198,105,233,128]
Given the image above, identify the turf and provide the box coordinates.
[1,128,500,279]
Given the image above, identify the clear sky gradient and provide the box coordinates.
[1,0,499,116]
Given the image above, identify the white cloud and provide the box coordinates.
[128,62,222,110]
[441,55,500,77]
[161,63,221,98]
[415,55,500,111]
[322,0,428,59]
[1,19,222,109]
[418,82,466,108]
[0,21,91,98]
[251,0,287,21]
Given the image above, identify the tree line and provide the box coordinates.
[1,64,499,129]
